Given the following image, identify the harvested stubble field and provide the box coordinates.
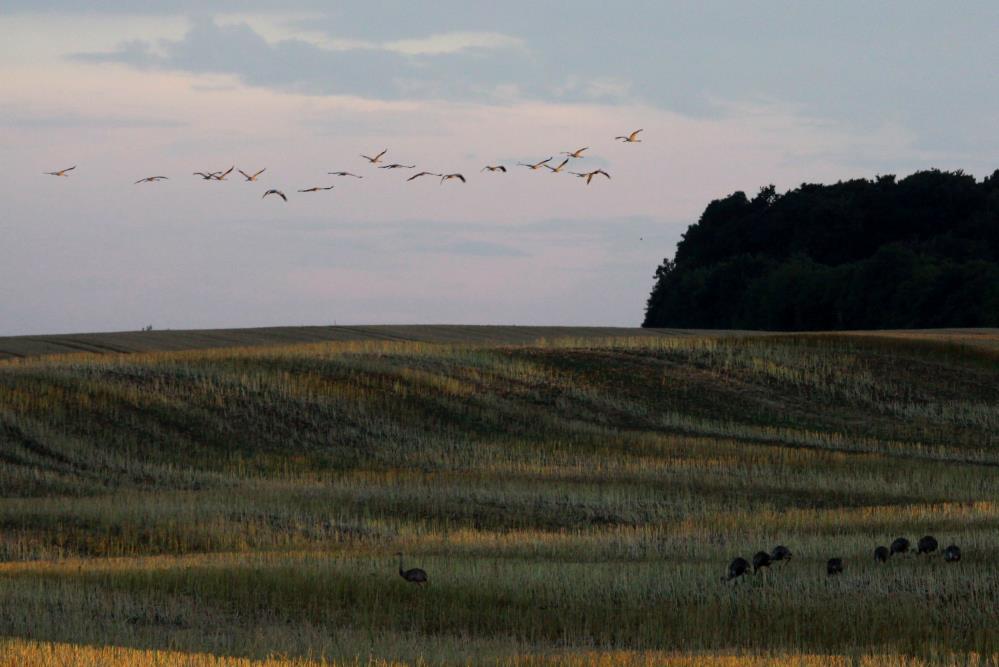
[1,328,999,665]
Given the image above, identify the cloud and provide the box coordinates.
[69,17,535,103]
[384,32,526,56]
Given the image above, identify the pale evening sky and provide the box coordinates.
[2,2,997,335]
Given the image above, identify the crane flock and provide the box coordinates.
[42,129,641,202]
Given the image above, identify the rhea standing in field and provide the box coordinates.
[396,553,428,585]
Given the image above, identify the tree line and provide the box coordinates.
[643,170,999,330]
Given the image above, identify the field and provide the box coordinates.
[2,328,999,665]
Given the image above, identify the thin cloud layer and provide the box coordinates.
[71,17,545,103]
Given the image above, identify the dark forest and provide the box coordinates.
[644,170,999,329]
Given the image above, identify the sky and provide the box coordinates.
[2,2,998,335]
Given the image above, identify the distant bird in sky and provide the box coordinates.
[239,168,266,182]
[328,171,364,178]
[193,171,221,180]
[544,159,570,173]
[134,176,168,184]
[518,157,553,170]
[44,166,76,177]
[407,171,441,182]
[361,149,388,164]
[440,173,466,184]
[379,163,416,169]
[297,185,334,192]
[214,166,235,181]
[481,165,507,172]
[562,147,589,158]
[262,189,287,201]
[570,169,611,185]
[615,129,643,143]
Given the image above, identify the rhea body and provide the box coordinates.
[752,551,772,573]
[724,557,750,582]
[770,545,792,563]
[396,552,428,585]
[890,537,911,557]
[917,535,938,555]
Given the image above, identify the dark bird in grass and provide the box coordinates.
[615,129,643,143]
[544,158,570,173]
[407,171,441,182]
[481,165,506,172]
[874,546,890,563]
[262,189,287,201]
[378,163,416,169]
[518,157,553,171]
[440,173,466,184]
[562,147,589,158]
[44,166,76,177]
[396,552,428,585]
[890,537,910,557]
[570,169,611,185]
[752,551,772,573]
[297,186,334,193]
[214,165,235,181]
[917,535,938,555]
[361,149,388,164]
[328,171,364,178]
[239,168,266,182]
[723,557,750,582]
[193,171,221,180]
[943,544,961,563]
[134,176,168,184]
[826,558,844,576]
[770,545,792,563]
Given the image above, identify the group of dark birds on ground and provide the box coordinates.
[42,129,641,203]
[725,536,963,582]
[398,534,963,588]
